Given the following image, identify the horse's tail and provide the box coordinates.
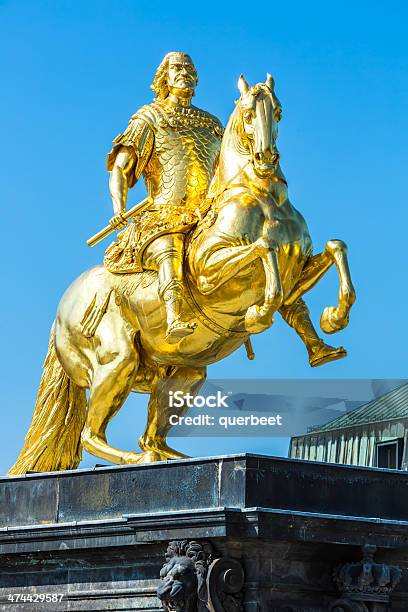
[7,323,87,476]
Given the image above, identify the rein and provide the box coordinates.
[184,272,248,339]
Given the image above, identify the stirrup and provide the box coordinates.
[165,319,197,344]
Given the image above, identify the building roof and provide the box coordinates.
[305,383,408,435]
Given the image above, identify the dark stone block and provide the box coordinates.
[57,460,220,522]
[219,456,246,508]
[0,454,407,610]
[0,475,58,526]
[248,455,408,520]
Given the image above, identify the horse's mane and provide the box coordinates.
[222,103,250,157]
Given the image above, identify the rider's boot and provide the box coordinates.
[158,236,196,342]
[162,282,197,344]
[280,298,346,367]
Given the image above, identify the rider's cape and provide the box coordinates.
[104,100,223,274]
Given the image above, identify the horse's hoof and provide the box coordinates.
[309,343,347,367]
[245,305,273,334]
[138,436,190,461]
[320,306,348,334]
[135,451,162,464]
[158,448,190,461]
[122,451,145,465]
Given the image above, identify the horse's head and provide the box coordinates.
[235,73,282,177]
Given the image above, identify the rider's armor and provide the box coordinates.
[104,100,223,274]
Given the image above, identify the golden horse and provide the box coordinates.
[9,75,355,475]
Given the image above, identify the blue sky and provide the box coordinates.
[1,1,407,473]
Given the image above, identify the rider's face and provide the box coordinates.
[167,59,197,95]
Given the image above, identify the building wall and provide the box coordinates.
[289,420,408,468]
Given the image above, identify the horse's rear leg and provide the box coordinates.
[286,240,356,333]
[81,334,142,465]
[138,365,207,462]
[245,246,283,333]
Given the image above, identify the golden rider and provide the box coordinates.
[104,52,223,343]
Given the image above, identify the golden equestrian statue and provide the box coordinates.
[8,52,355,475]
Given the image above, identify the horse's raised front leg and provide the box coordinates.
[81,321,143,465]
[193,229,283,334]
[138,365,207,462]
[286,239,356,334]
[320,240,356,333]
[245,242,283,333]
[195,240,265,294]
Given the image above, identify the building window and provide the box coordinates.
[375,439,403,469]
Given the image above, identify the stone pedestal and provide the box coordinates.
[0,454,407,610]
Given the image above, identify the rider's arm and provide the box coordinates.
[109,147,136,220]
[107,115,155,227]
